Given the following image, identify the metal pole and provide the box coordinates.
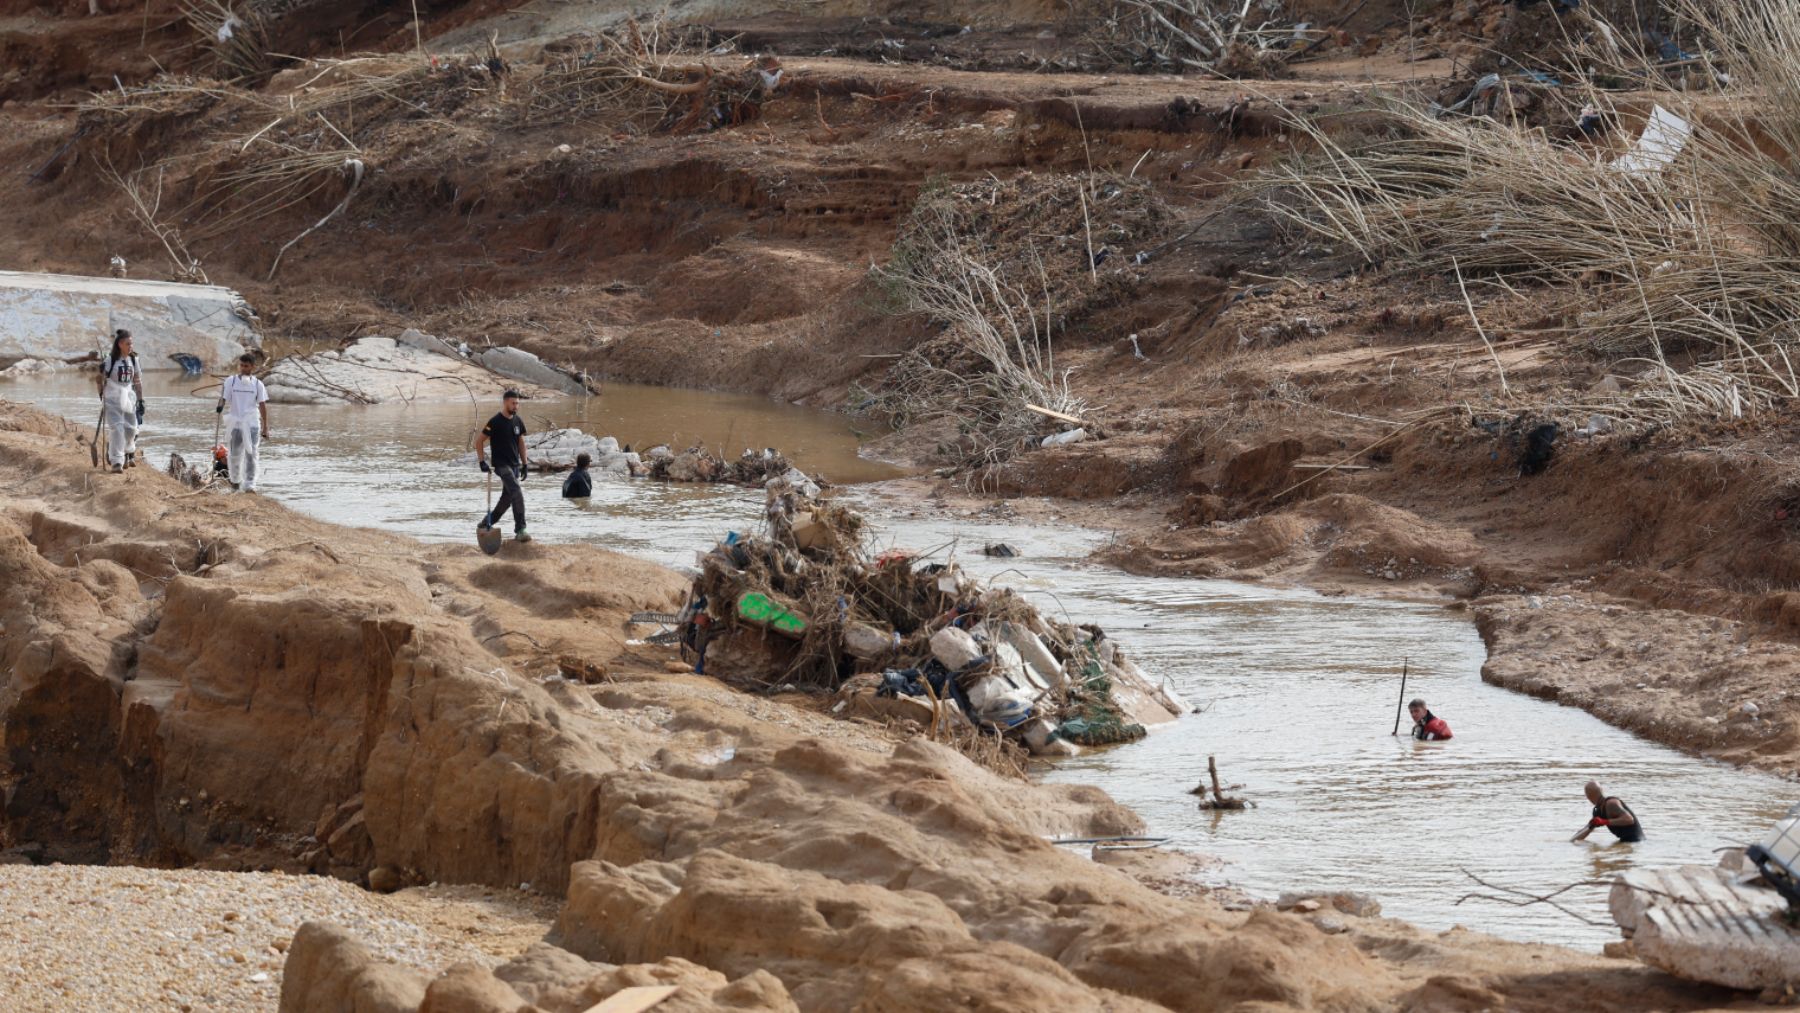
[1391,658,1409,736]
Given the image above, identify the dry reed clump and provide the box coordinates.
[521,18,782,133]
[868,175,1171,469]
[179,0,274,83]
[1258,0,1800,425]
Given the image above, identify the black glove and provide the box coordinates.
[135,403,145,424]
[215,402,224,414]
[519,463,529,480]
[479,460,491,473]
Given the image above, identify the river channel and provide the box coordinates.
[8,374,1793,950]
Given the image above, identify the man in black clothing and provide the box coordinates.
[562,452,593,499]
[1572,780,1644,842]
[475,390,532,543]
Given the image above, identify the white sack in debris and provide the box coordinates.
[766,466,820,499]
[1612,105,1692,177]
[929,626,982,672]
[843,622,900,661]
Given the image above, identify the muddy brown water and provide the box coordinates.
[10,375,1794,949]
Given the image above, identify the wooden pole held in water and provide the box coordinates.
[1391,658,1409,736]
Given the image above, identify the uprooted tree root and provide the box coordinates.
[1078,0,1304,77]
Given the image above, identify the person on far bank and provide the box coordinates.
[562,452,593,499]
[1573,781,1644,842]
[1408,698,1453,740]
[476,389,531,543]
[96,328,144,473]
[218,353,270,492]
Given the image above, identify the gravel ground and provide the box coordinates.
[0,864,560,1012]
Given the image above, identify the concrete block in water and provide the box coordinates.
[394,327,461,359]
[479,346,587,396]
[0,269,259,370]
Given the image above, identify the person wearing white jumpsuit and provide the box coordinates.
[96,330,143,473]
[218,353,270,492]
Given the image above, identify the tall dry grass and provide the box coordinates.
[1259,0,1800,422]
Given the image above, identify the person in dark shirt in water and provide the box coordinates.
[563,452,593,499]
[1408,698,1453,740]
[475,389,531,543]
[1572,780,1644,842]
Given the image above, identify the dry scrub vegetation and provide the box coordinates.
[1079,0,1306,77]
[1262,0,1800,426]
[73,17,781,283]
[868,174,1173,470]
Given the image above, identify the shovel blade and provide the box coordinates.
[477,525,503,555]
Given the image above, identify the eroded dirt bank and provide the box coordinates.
[2,0,1794,782]
[0,400,1765,1011]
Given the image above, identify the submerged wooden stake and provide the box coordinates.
[1192,755,1248,810]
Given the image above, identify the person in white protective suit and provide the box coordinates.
[95,329,143,473]
[217,352,271,492]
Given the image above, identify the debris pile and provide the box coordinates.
[645,444,819,492]
[675,481,1185,772]
[522,431,640,473]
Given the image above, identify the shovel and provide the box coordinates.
[90,406,104,467]
[477,469,502,555]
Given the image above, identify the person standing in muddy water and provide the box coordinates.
[96,328,143,473]
[218,353,270,492]
[476,389,532,543]
[1408,698,1453,740]
[1573,781,1644,842]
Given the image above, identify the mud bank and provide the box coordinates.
[0,398,1764,1011]
[1097,420,1800,781]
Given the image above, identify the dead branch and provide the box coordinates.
[1191,754,1251,809]
[1453,869,1614,926]
[267,158,364,281]
[99,158,208,284]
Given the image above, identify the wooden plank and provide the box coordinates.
[580,985,681,1013]
[1025,403,1083,425]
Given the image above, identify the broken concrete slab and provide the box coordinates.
[0,269,259,370]
[479,345,590,396]
[265,336,556,405]
[1610,865,1800,991]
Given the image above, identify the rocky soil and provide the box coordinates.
[0,865,555,1012]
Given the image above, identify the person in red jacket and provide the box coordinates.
[1408,698,1453,740]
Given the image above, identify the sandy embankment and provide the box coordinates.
[0,398,1767,1012]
